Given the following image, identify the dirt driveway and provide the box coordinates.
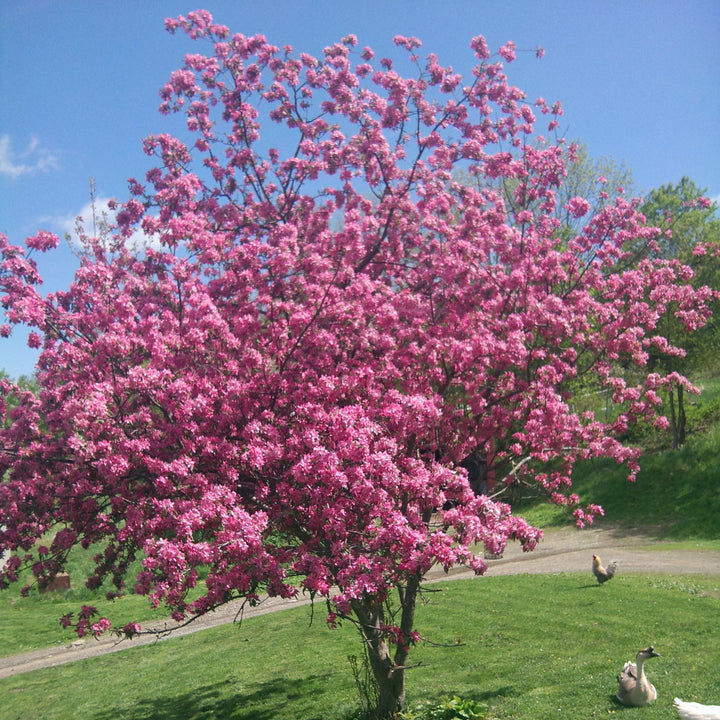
[2,524,718,679]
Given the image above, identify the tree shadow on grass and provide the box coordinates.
[89,673,337,720]
[474,685,516,701]
[420,685,517,705]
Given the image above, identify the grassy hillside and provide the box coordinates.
[514,374,720,543]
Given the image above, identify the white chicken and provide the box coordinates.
[674,697,720,720]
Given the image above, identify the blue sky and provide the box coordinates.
[1,0,719,379]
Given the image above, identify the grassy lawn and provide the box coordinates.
[1,572,719,719]
[1,538,205,657]
[0,588,172,657]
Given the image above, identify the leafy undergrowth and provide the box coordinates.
[1,573,718,720]
[399,694,492,719]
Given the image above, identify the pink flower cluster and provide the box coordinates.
[59,606,111,639]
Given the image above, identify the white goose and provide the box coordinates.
[674,697,720,720]
[616,646,660,706]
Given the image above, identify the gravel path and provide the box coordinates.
[2,524,718,679]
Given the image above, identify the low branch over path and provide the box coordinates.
[2,525,718,679]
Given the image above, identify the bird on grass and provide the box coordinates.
[674,697,720,719]
[592,554,618,583]
[616,646,660,706]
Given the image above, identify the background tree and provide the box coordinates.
[463,140,636,245]
[458,143,638,481]
[0,370,38,427]
[638,178,720,448]
[0,13,713,718]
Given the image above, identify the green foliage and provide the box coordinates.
[636,179,720,445]
[620,372,720,450]
[0,369,38,389]
[552,141,635,241]
[640,177,719,263]
[0,369,38,429]
[400,695,491,719]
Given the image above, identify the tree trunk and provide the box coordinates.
[351,600,404,718]
[351,574,421,719]
[668,385,679,450]
[370,635,406,719]
[677,383,686,446]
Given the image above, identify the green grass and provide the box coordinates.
[0,586,171,656]
[1,573,719,720]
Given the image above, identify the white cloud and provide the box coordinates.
[0,134,59,179]
[57,196,114,240]
[59,196,163,254]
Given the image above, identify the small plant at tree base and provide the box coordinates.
[0,9,715,719]
[349,645,380,720]
[399,696,491,720]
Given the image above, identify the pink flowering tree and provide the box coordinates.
[0,12,714,717]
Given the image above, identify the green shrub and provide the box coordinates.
[399,695,492,720]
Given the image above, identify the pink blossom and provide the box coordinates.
[91,618,112,638]
[567,196,590,218]
[120,622,142,639]
[392,35,421,51]
[470,35,490,60]
[498,41,516,62]
[25,230,59,251]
